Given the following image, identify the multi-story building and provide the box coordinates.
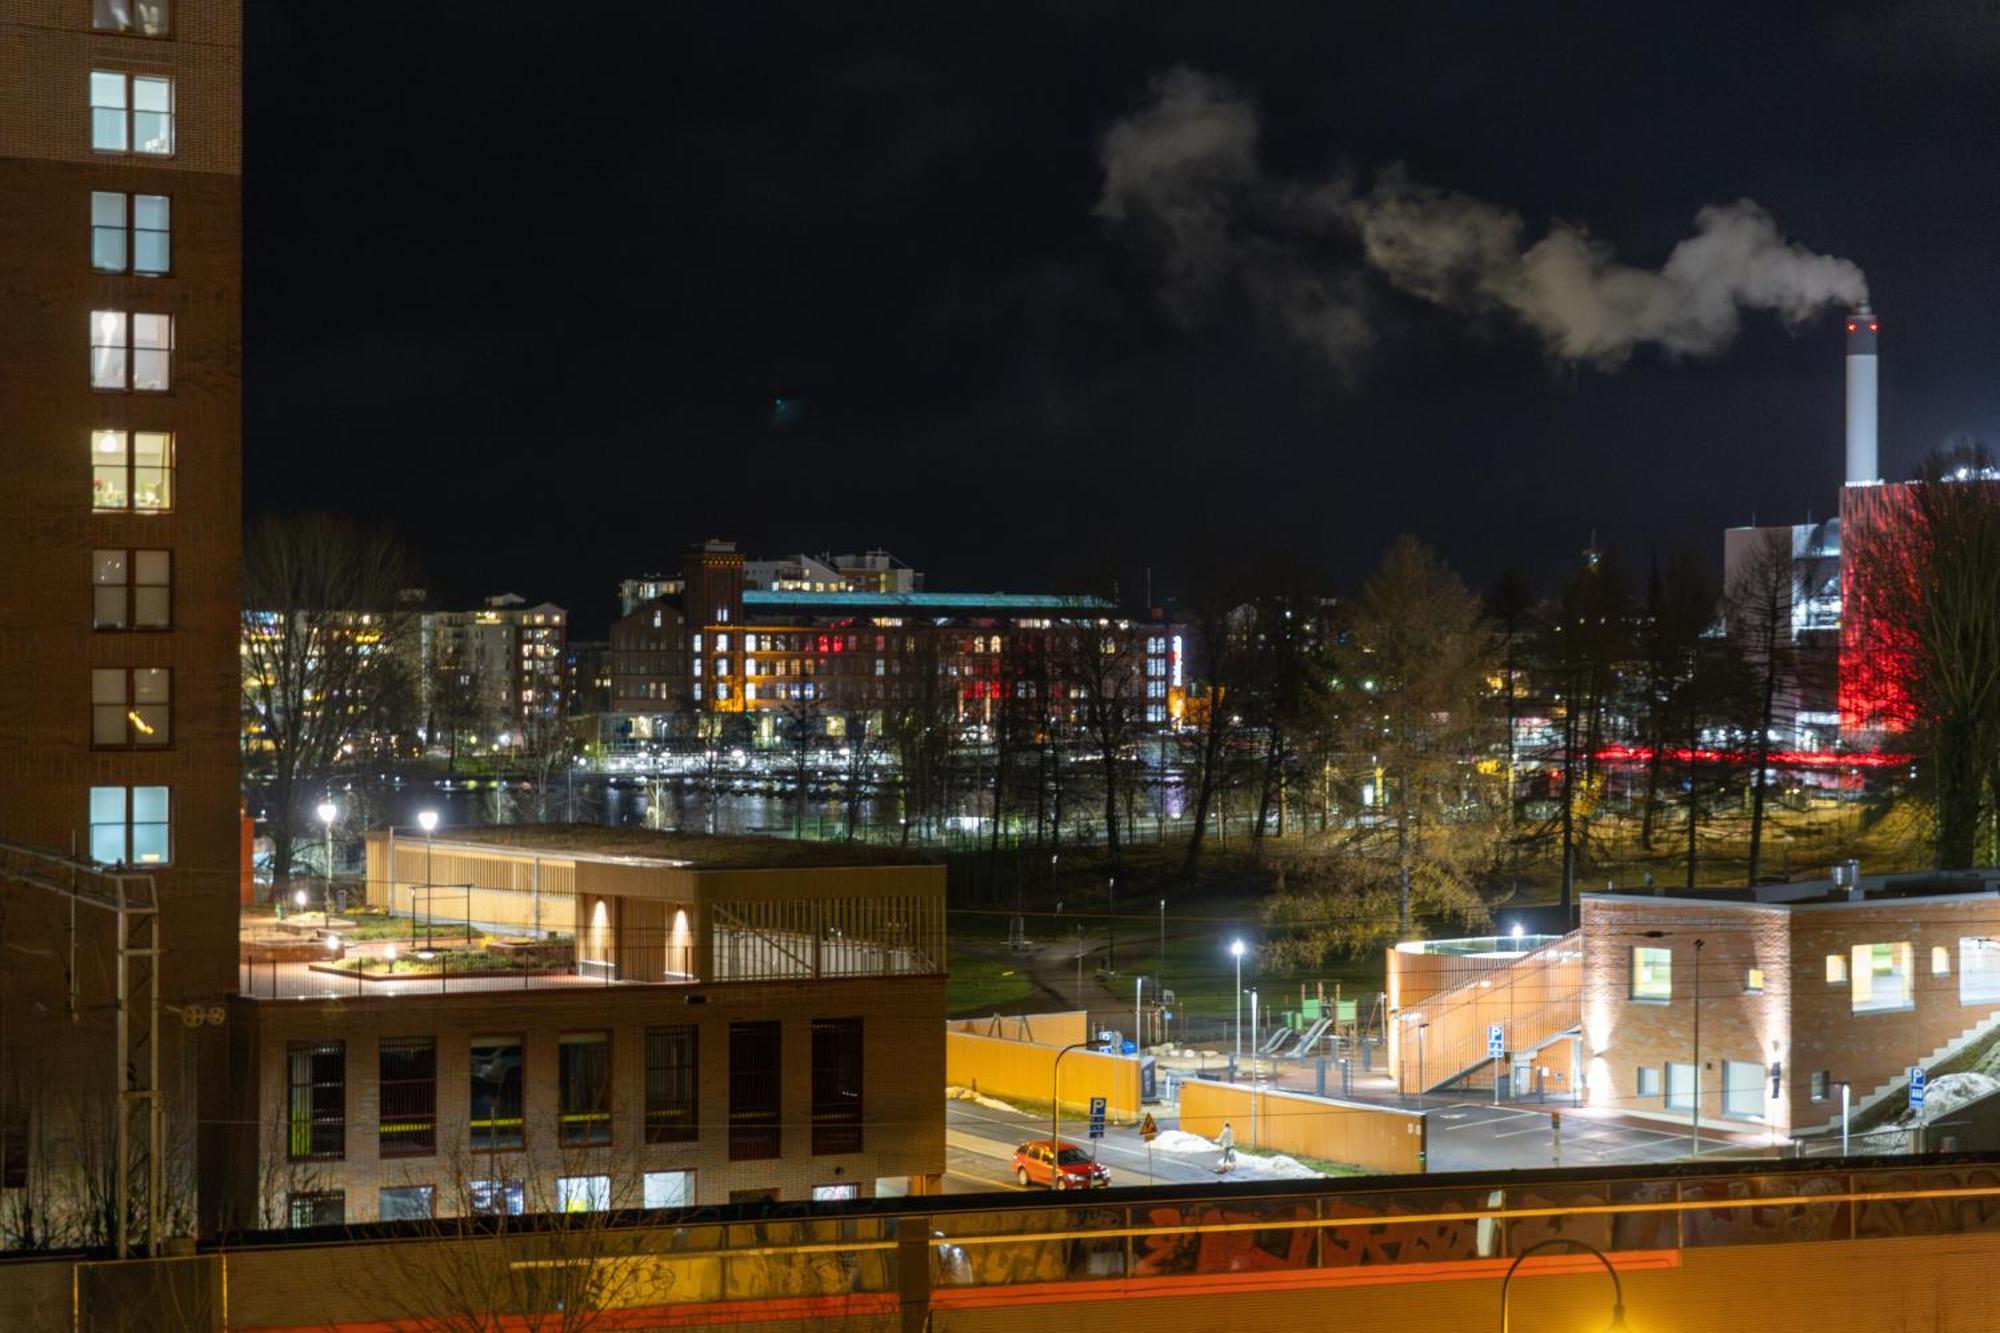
[608,540,1184,744]
[421,594,568,734]
[563,639,610,719]
[0,0,242,1243]
[224,827,946,1225]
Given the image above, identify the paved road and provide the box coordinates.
[942,1099,1223,1194]
[1422,1102,1754,1172]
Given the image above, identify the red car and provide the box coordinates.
[1012,1139,1110,1190]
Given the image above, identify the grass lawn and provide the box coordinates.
[949,958,1039,1014]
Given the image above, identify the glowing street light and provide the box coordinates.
[1498,1236,1630,1332]
[1230,939,1247,1061]
[316,799,338,916]
[417,810,440,951]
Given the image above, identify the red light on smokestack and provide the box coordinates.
[1846,322,1856,331]
[1869,322,1878,331]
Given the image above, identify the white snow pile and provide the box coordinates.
[1862,1072,2000,1155]
[946,1086,1028,1115]
[1149,1128,1328,1179]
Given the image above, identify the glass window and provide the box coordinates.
[286,1041,345,1161]
[1961,938,2000,1006]
[133,550,171,627]
[812,1183,859,1201]
[469,1179,524,1216]
[729,1020,782,1161]
[1826,953,1848,984]
[1722,1060,1765,1120]
[1851,942,1913,1013]
[90,193,169,274]
[643,1169,694,1209]
[811,1017,863,1155]
[1630,946,1672,1001]
[1933,946,1952,976]
[90,315,172,392]
[469,1037,524,1151]
[1744,967,1765,993]
[91,191,127,271]
[90,72,173,155]
[1810,1070,1831,1103]
[88,786,168,865]
[93,0,171,37]
[644,1025,697,1144]
[287,1191,343,1229]
[1636,1066,1661,1098]
[93,550,129,629]
[557,1175,610,1212]
[91,667,170,747]
[558,1032,611,1146]
[133,194,170,273]
[379,1037,435,1157]
[1665,1061,1695,1111]
[378,1185,433,1222]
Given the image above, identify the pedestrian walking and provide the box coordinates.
[1217,1120,1236,1173]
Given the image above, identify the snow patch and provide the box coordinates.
[1151,1129,1223,1155]
[946,1086,1030,1115]
[1148,1128,1330,1179]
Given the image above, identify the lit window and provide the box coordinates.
[378,1185,433,1221]
[1933,946,1951,977]
[93,549,171,629]
[91,430,173,510]
[287,1191,343,1229]
[1851,942,1913,1013]
[1826,953,1847,984]
[90,312,172,391]
[1744,967,1764,993]
[88,785,168,865]
[643,1169,694,1209]
[92,0,170,37]
[286,1041,345,1161]
[745,633,758,651]
[90,71,174,155]
[91,192,169,274]
[812,1183,859,1201]
[1630,946,1672,1001]
[91,667,171,747]
[716,634,730,652]
[468,1179,524,1216]
[557,1174,610,1213]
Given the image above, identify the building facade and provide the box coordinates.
[421,594,568,734]
[0,0,242,1243]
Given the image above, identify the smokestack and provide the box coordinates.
[1845,304,1878,485]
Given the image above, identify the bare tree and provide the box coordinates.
[1058,615,1147,864]
[1180,593,1250,874]
[243,514,415,901]
[1726,528,1800,885]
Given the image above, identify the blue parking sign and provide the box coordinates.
[1487,1024,1505,1057]
[1909,1068,1927,1112]
[1088,1096,1107,1139]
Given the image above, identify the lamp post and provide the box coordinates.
[1636,929,1706,1152]
[1497,1236,1629,1333]
[1230,939,1247,1062]
[1106,874,1116,975]
[316,798,338,917]
[417,809,439,951]
[1050,1041,1095,1187]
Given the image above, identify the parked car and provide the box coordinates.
[1011,1138,1110,1190]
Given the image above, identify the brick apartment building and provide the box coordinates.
[224,828,946,1227]
[0,0,242,1244]
[1582,873,2000,1140]
[609,540,1186,744]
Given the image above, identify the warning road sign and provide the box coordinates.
[1139,1112,1158,1142]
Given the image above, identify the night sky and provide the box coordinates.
[244,2,2000,633]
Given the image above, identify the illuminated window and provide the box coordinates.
[1933,946,1951,976]
[1721,1060,1764,1120]
[91,667,170,747]
[91,192,169,274]
[644,1169,694,1208]
[1826,953,1847,984]
[812,1183,859,1201]
[1744,967,1764,993]
[287,1191,343,1229]
[468,1179,524,1216]
[93,549,171,629]
[1630,946,1672,1001]
[90,430,173,510]
[89,71,173,155]
[93,0,170,36]
[378,1185,432,1221]
[1850,942,1913,1013]
[90,313,172,390]
[557,1174,610,1212]
[88,785,168,865]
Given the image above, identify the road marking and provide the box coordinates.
[945,1169,1024,1191]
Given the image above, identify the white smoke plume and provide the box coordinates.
[1096,68,1869,372]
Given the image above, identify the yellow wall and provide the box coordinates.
[1178,1079,1426,1174]
[946,1031,1141,1120]
[946,1011,1089,1048]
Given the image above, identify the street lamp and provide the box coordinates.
[1106,874,1116,975]
[316,798,338,916]
[1050,1041,1096,1188]
[1230,939,1247,1062]
[1498,1236,1629,1332]
[417,809,439,951]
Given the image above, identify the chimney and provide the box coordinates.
[1845,305,1878,485]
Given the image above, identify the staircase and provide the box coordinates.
[1802,1007,2000,1134]
[1395,931,1584,1095]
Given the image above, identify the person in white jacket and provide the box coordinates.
[1217,1121,1237,1172]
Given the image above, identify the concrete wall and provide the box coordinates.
[945,1031,1141,1120]
[1177,1079,1426,1174]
